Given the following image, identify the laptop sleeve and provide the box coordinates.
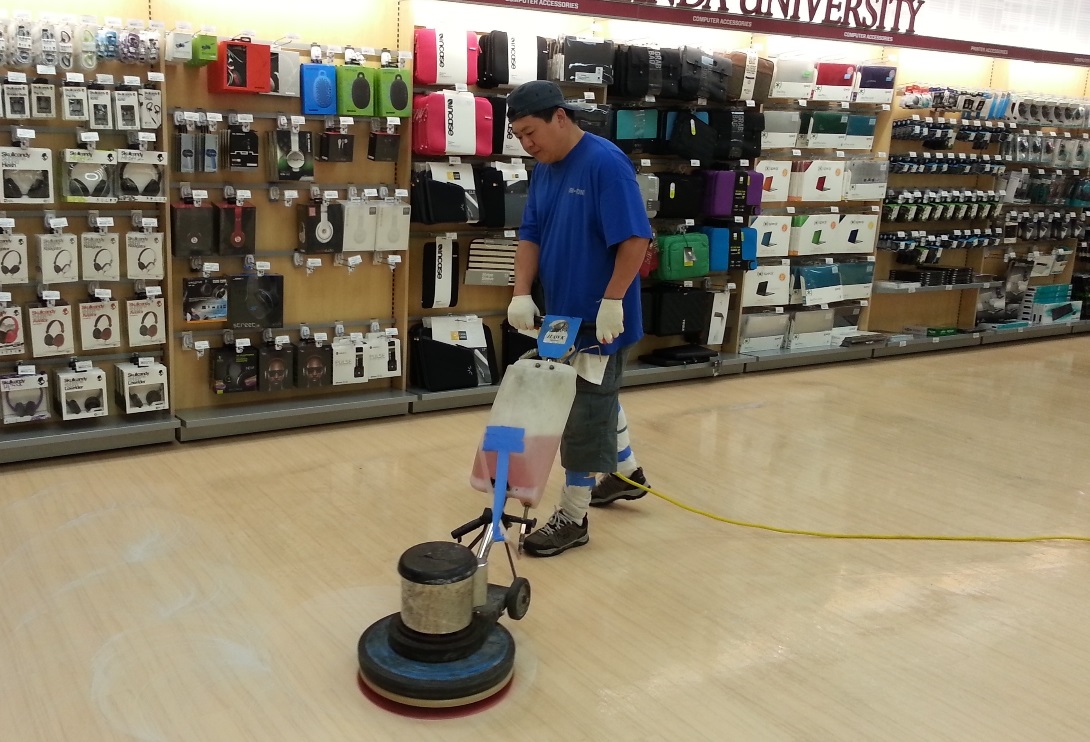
[412,91,494,157]
[413,29,480,86]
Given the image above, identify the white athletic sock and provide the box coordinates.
[559,471,594,521]
[615,404,639,476]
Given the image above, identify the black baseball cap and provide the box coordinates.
[506,80,583,122]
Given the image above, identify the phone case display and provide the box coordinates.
[208,38,272,94]
[1,147,54,203]
[170,203,217,257]
[258,344,295,392]
[412,92,494,157]
[298,201,345,253]
[336,65,376,116]
[268,129,315,181]
[215,202,256,255]
[332,337,370,385]
[127,297,165,347]
[79,300,121,350]
[116,361,168,414]
[0,233,29,284]
[37,233,78,283]
[414,29,480,86]
[117,150,167,202]
[62,148,118,203]
[295,341,333,388]
[0,305,25,356]
[226,274,284,330]
[56,367,108,420]
[1,372,51,424]
[29,304,75,357]
[182,277,227,322]
[269,50,302,97]
[211,346,258,394]
[126,231,164,279]
[301,63,337,115]
[376,67,411,117]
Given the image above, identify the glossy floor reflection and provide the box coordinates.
[4,338,1090,741]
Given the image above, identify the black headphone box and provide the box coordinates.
[227,274,284,330]
[116,149,167,202]
[227,126,260,170]
[56,367,109,421]
[0,305,25,356]
[297,201,345,253]
[126,297,166,347]
[295,341,333,388]
[115,361,169,414]
[170,202,217,257]
[0,146,55,204]
[29,303,75,357]
[79,300,121,351]
[182,277,228,323]
[368,129,401,162]
[211,347,259,394]
[1,372,51,424]
[37,233,79,284]
[215,202,257,255]
[258,343,295,392]
[125,231,165,280]
[318,132,355,162]
[0,233,29,284]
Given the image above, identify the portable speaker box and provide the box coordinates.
[61,148,117,203]
[1,372,50,424]
[127,297,166,347]
[182,276,228,323]
[211,347,258,394]
[295,341,333,388]
[413,29,480,86]
[0,305,25,356]
[376,67,412,117]
[298,201,345,253]
[227,274,284,330]
[412,91,494,157]
[258,344,295,392]
[29,303,75,358]
[332,338,371,386]
[79,300,121,351]
[208,39,272,94]
[336,65,376,116]
[115,361,169,413]
[170,202,217,257]
[300,63,338,115]
[56,367,108,420]
[215,202,257,255]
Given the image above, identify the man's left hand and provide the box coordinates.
[595,299,624,344]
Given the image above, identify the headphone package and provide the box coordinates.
[126,297,165,347]
[215,202,257,255]
[331,337,371,386]
[62,148,118,203]
[115,361,169,414]
[374,199,412,252]
[3,79,30,119]
[117,149,167,202]
[87,86,113,129]
[226,125,260,171]
[182,276,228,323]
[30,81,56,119]
[56,366,108,421]
[268,129,315,181]
[0,305,25,356]
[29,303,75,357]
[0,232,29,284]
[125,231,165,280]
[79,300,121,350]
[295,340,333,388]
[301,63,338,115]
[76,231,119,281]
[258,343,295,392]
[227,274,284,330]
[341,199,380,253]
[61,83,89,121]
[38,233,78,283]
[298,201,345,253]
[0,147,54,204]
[318,131,355,162]
[113,87,140,130]
[212,346,259,394]
[208,38,272,95]
[169,202,217,257]
[269,50,302,97]
[1,372,51,424]
[139,87,162,129]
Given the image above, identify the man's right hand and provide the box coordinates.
[507,294,540,331]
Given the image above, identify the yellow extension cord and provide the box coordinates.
[614,474,1090,544]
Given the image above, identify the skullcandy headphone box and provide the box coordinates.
[56,367,108,421]
[61,85,90,122]
[79,300,121,351]
[331,337,370,386]
[87,87,114,130]
[113,88,140,131]
[61,148,118,203]
[37,233,79,284]
[139,88,163,130]
[0,147,55,205]
[116,149,167,203]
[211,346,258,394]
[29,303,75,357]
[125,231,165,280]
[115,361,169,414]
[30,83,57,119]
[80,231,121,281]
[126,297,166,347]
[0,233,30,284]
[1,372,51,424]
[0,305,25,356]
[227,274,284,330]
[3,82,31,121]
[182,277,228,323]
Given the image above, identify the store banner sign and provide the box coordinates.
[630,0,926,34]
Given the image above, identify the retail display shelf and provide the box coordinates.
[410,385,500,413]
[872,280,1002,294]
[622,360,717,386]
[175,390,414,441]
[873,333,983,357]
[0,413,179,465]
[1070,320,1090,334]
[742,345,874,371]
[979,324,1076,344]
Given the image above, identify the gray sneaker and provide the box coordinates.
[522,509,588,557]
[589,468,648,507]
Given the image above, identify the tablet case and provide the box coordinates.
[412,91,493,157]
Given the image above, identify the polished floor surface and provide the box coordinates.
[4,338,1090,741]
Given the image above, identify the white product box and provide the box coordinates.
[791,266,846,306]
[786,330,833,349]
[788,214,840,256]
[116,149,167,202]
[845,160,889,201]
[1,372,51,424]
[29,304,75,357]
[56,367,108,420]
[0,233,30,284]
[704,290,731,346]
[37,232,79,283]
[811,64,857,102]
[79,300,121,351]
[61,85,90,122]
[126,297,166,347]
[0,305,25,356]
[742,263,791,307]
[113,88,140,130]
[755,160,791,202]
[88,87,113,129]
[739,311,789,352]
[80,231,120,281]
[1032,301,1081,325]
[331,337,370,385]
[750,215,792,258]
[139,88,162,129]
[789,160,845,202]
[0,147,55,204]
[837,214,879,254]
[761,110,801,150]
[364,334,402,380]
[61,148,119,203]
[769,58,815,100]
[115,361,169,414]
[126,231,165,279]
[341,200,380,253]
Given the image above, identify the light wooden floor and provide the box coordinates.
[4,338,1090,741]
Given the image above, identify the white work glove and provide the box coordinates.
[595,299,624,344]
[507,294,540,331]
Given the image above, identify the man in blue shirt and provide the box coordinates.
[506,80,654,557]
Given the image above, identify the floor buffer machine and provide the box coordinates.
[358,317,583,708]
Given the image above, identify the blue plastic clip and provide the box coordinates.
[481,425,526,542]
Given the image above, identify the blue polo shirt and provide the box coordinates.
[519,132,652,354]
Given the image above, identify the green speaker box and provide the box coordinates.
[376,67,411,117]
[336,66,376,116]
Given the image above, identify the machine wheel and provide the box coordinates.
[505,577,531,620]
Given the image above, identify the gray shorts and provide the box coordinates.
[560,347,629,474]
